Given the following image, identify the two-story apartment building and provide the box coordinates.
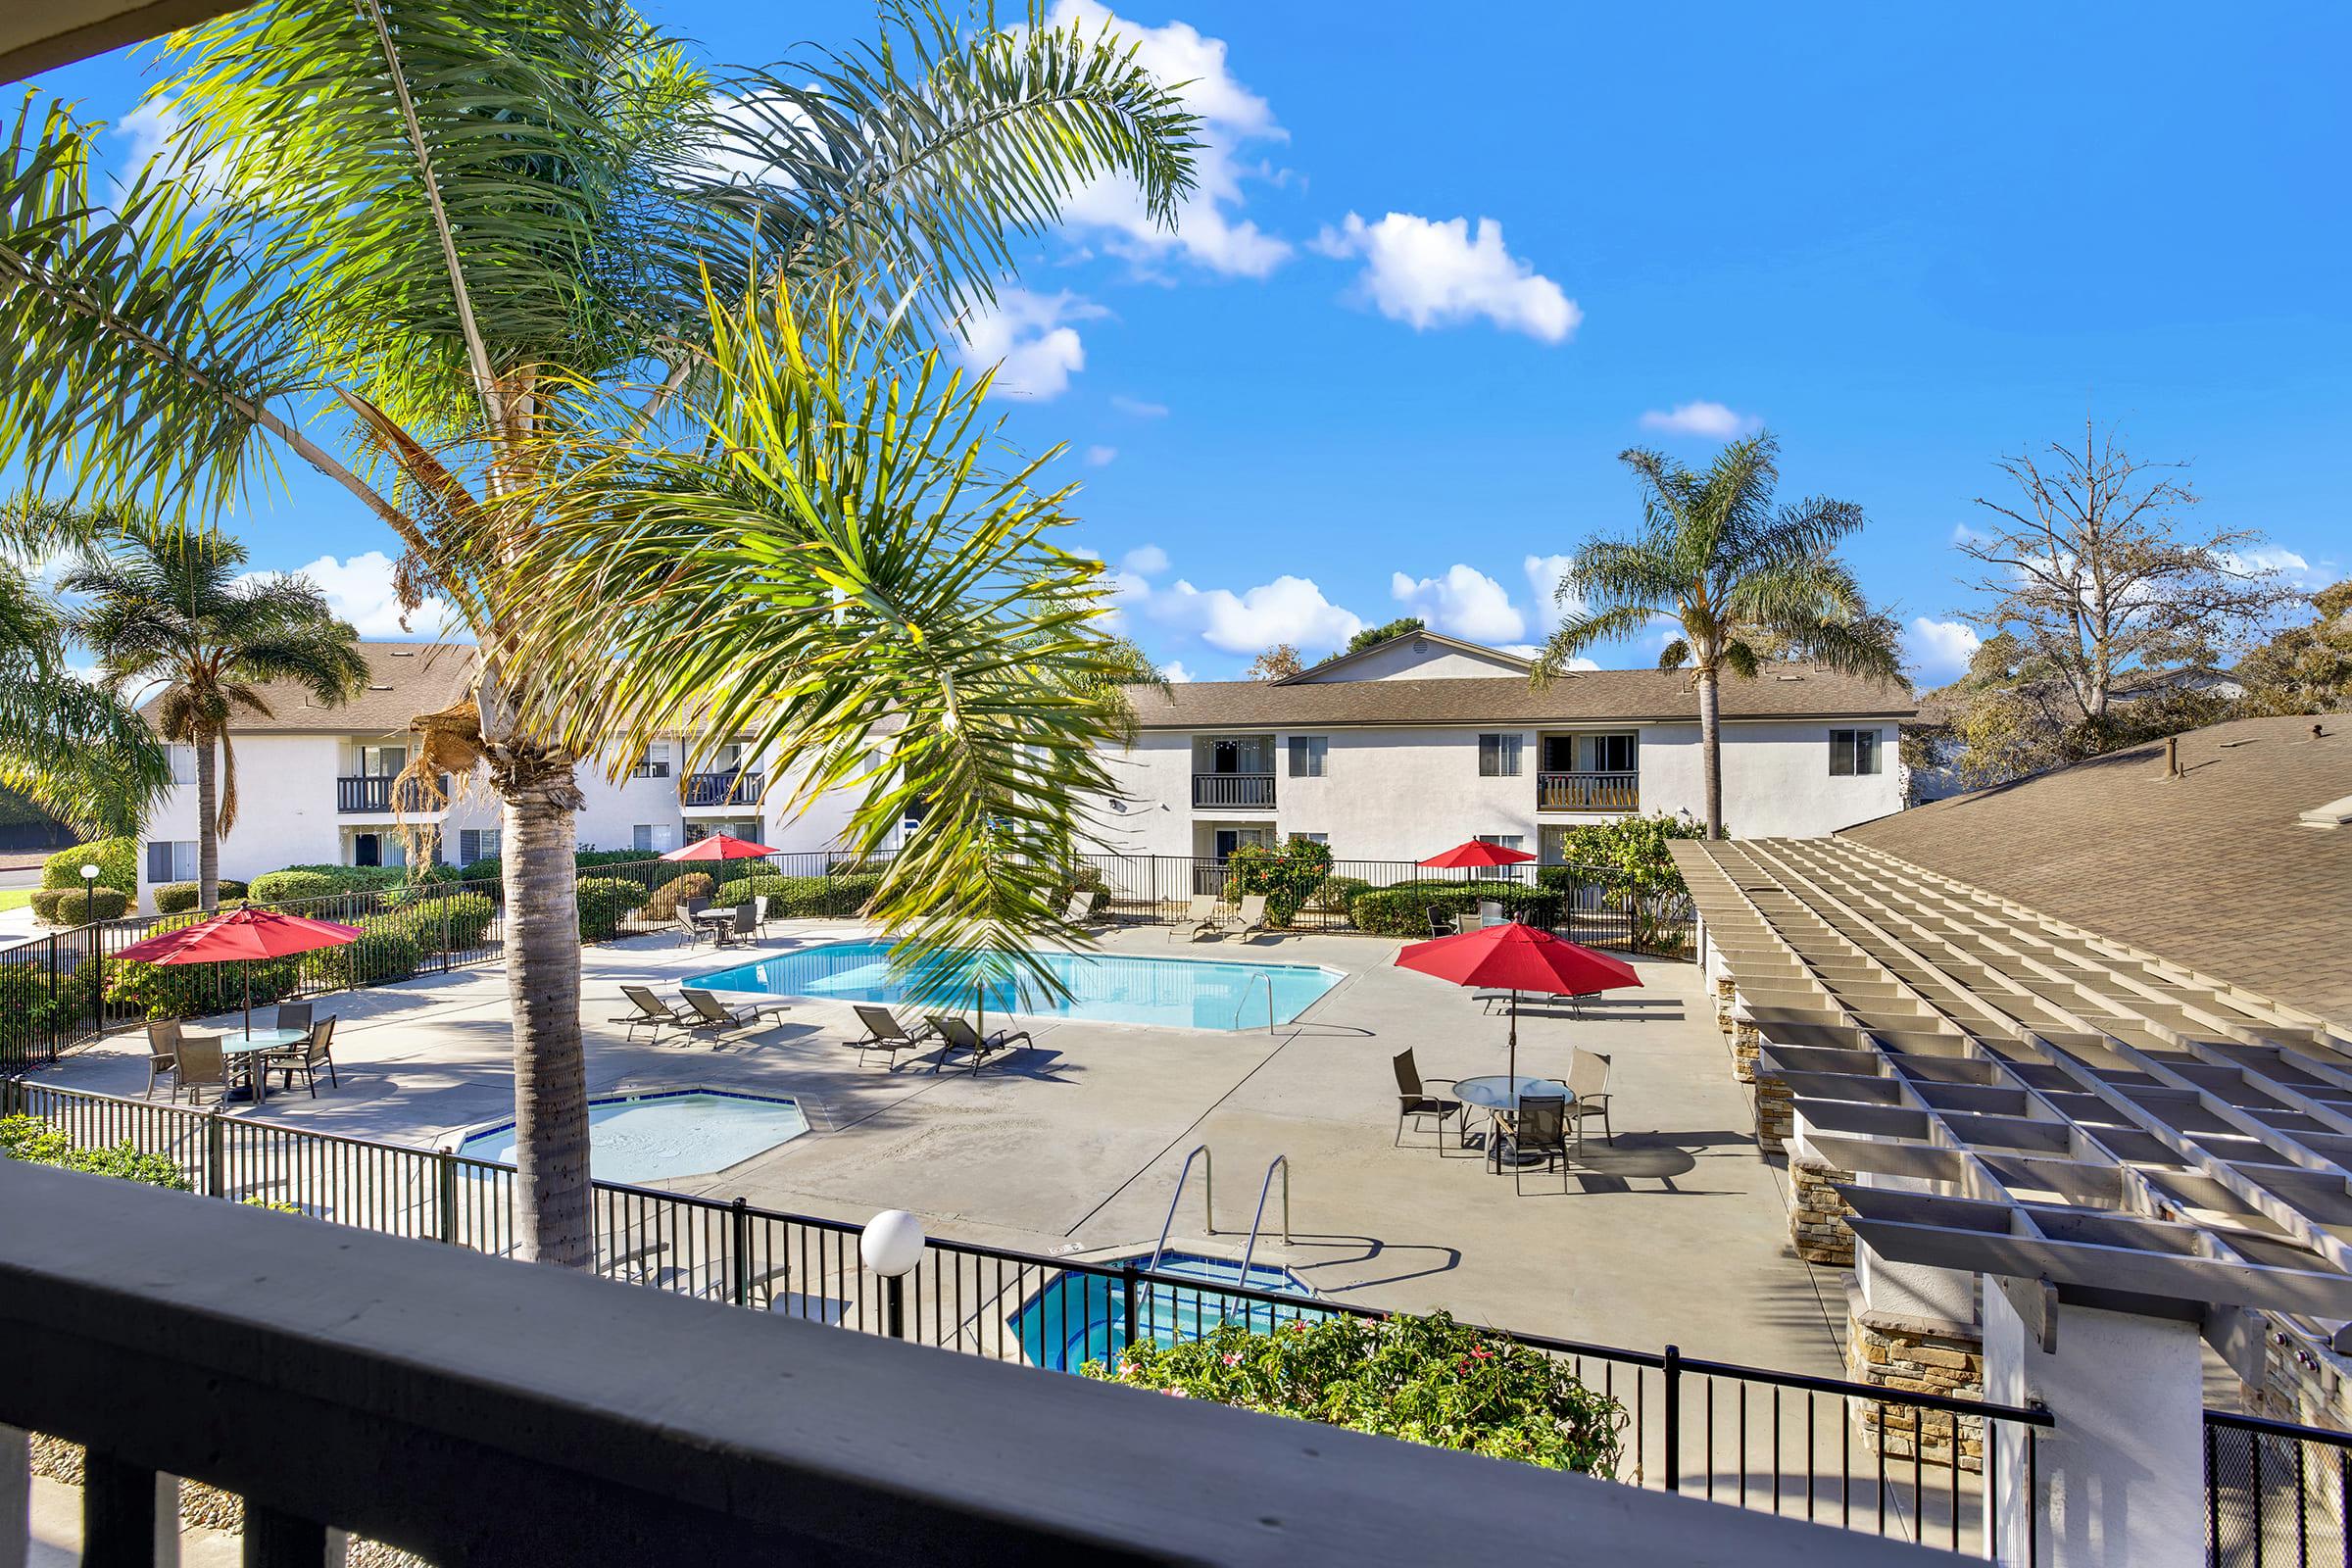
[1091,631,1914,864]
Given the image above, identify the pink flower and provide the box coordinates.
[1162,1388,1188,1397]
[1471,1348,1494,1359]
[1221,1352,1243,1366]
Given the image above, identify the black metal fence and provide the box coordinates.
[2208,1409,2352,1566]
[1,1079,2046,1554]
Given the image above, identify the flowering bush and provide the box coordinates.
[1083,1310,1625,1476]
[1541,811,1701,954]
[1223,836,1336,927]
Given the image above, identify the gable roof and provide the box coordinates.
[1840,713,2352,1022]
[1128,664,1916,729]
[1275,630,1534,685]
[144,642,476,738]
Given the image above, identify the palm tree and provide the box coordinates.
[1534,434,1902,839]
[61,518,368,910]
[0,2,1195,1265]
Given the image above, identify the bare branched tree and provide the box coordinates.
[1959,420,2295,724]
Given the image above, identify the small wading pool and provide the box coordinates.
[693,942,1344,1031]
[457,1089,808,1184]
[1009,1251,1330,1372]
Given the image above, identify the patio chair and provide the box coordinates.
[270,1017,340,1097]
[925,1014,1035,1074]
[1426,906,1460,940]
[143,1020,181,1101]
[275,1001,314,1034]
[751,894,772,932]
[729,901,760,941]
[1495,1092,1570,1195]
[1478,899,1504,928]
[1564,1048,1615,1152]
[1392,1050,1462,1152]
[846,1004,937,1069]
[1175,893,1224,942]
[680,988,793,1034]
[1231,894,1269,940]
[172,1034,240,1107]
[613,984,698,1045]
[673,909,718,950]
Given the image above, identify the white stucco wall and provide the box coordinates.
[1637,720,1902,837]
[1301,638,1529,682]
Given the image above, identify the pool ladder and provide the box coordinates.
[1231,970,1277,1033]
[1148,1145,1292,1276]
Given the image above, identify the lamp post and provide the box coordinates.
[79,861,99,925]
[80,862,101,1029]
[860,1209,927,1341]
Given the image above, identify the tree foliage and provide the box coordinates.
[1245,642,1302,680]
[1919,631,2241,789]
[2237,580,2352,716]
[1345,615,1424,656]
[1223,834,1334,926]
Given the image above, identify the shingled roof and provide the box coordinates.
[1842,714,2352,1023]
[1124,664,1916,730]
[145,642,475,738]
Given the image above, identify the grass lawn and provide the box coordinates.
[0,888,32,912]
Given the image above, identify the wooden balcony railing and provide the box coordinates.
[336,774,451,813]
[681,769,764,808]
[1536,771,1640,812]
[1192,773,1276,808]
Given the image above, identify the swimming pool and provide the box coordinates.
[456,1089,808,1184]
[691,942,1344,1031]
[1008,1251,1329,1372]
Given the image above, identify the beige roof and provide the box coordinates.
[146,642,476,738]
[1841,713,2352,1023]
[1128,664,1915,730]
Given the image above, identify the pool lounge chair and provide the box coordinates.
[847,1004,937,1070]
[1064,889,1110,929]
[613,984,700,1045]
[680,988,793,1034]
[925,1014,1035,1074]
[1175,893,1224,942]
[1231,894,1269,940]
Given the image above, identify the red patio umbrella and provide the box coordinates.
[114,907,362,1036]
[1418,839,1539,869]
[660,833,779,862]
[1395,922,1641,1086]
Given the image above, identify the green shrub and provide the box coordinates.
[0,1114,190,1191]
[575,876,648,942]
[246,868,350,904]
[303,921,420,989]
[42,837,135,894]
[153,879,248,914]
[1085,1310,1625,1476]
[645,872,714,921]
[385,891,495,954]
[30,886,130,925]
[1347,882,1561,937]
[713,871,881,918]
[1538,812,1701,952]
[0,962,88,1041]
[1308,874,1370,913]
[1225,837,1336,927]
[103,911,300,1019]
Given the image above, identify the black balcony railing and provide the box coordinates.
[1192,772,1276,808]
[682,769,764,808]
[336,774,451,813]
[1537,771,1640,811]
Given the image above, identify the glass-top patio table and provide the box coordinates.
[214,1027,310,1104]
[1452,1074,1572,1171]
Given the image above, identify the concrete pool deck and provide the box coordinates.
[27,921,1845,1378]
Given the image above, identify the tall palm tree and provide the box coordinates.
[0,1,1195,1265]
[1534,434,1902,839]
[62,518,368,909]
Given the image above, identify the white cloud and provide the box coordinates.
[1554,654,1600,671]
[1084,445,1118,466]
[1389,564,1526,643]
[1521,553,1588,634]
[1121,544,1169,575]
[1110,395,1170,418]
[1044,2,1292,278]
[113,98,235,207]
[1312,212,1578,342]
[1639,401,1760,438]
[2223,546,2320,586]
[1146,573,1362,655]
[1160,661,1196,684]
[275,552,458,639]
[956,289,1106,400]
[1903,616,1981,684]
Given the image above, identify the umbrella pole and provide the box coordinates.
[1508,989,1520,1087]
[243,961,254,1037]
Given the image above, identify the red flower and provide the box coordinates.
[1471,1348,1494,1359]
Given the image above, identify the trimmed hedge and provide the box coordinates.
[711,870,882,918]
[575,876,648,942]
[42,837,136,894]
[154,879,248,914]
[387,891,495,954]
[30,886,129,925]
[302,922,421,989]
[1347,881,1562,937]
[1308,874,1370,913]
[645,872,714,921]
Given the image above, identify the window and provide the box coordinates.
[353,744,406,777]
[1478,733,1523,777]
[166,744,198,785]
[459,828,502,865]
[1287,736,1327,778]
[1584,733,1637,773]
[632,742,671,780]
[144,840,196,883]
[631,823,676,854]
[1295,831,1329,846]
[1830,728,1883,777]
[1476,834,1526,852]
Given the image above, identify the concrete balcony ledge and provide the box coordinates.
[0,1160,1933,1565]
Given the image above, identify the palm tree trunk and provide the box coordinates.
[1697,667,1725,840]
[194,732,220,911]
[503,781,592,1267]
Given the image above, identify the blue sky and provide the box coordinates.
[23,1,2351,685]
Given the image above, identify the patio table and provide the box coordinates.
[1452,1074,1573,1172]
[218,1027,311,1105]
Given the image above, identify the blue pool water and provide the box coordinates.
[458,1090,808,1183]
[1009,1251,1330,1372]
[691,942,1344,1031]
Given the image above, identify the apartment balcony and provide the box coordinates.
[1537,771,1640,812]
[1192,773,1277,810]
[335,774,451,814]
[681,769,764,809]
[0,1159,1876,1567]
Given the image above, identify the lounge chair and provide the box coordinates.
[1174,893,1224,942]
[613,984,698,1044]
[270,1017,340,1097]
[680,988,793,1033]
[1426,906,1460,940]
[846,1004,937,1069]
[1495,1092,1570,1194]
[1564,1048,1615,1152]
[143,1020,181,1101]
[1392,1049,1462,1152]
[925,1014,1035,1074]
[1231,894,1269,940]
[1064,889,1108,928]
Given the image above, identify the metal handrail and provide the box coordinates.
[1149,1145,1213,1272]
[1230,970,1276,1033]
[1236,1154,1291,1282]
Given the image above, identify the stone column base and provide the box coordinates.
[1844,1292,1985,1473]
[1790,1160,1857,1265]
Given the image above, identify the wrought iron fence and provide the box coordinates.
[1,1079,2046,1554]
[2207,1409,2352,1566]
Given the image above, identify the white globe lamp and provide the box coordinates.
[862,1209,926,1340]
